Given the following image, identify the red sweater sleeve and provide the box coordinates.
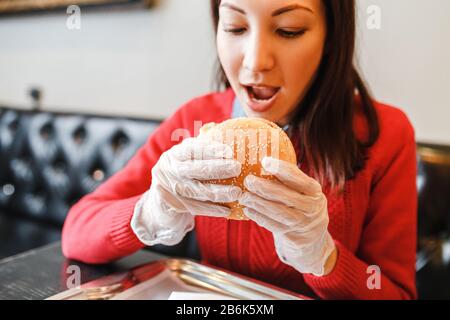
[61,105,187,264]
[303,108,418,299]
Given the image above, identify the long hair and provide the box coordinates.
[210,0,379,190]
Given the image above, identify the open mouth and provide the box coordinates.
[245,86,280,102]
[242,85,281,113]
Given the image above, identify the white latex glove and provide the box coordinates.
[239,157,336,276]
[131,137,242,247]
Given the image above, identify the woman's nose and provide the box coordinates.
[242,32,275,72]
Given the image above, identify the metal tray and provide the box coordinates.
[47,258,307,300]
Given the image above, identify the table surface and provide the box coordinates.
[0,242,167,300]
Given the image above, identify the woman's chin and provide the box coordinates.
[242,106,287,126]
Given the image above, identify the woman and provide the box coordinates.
[62,0,417,299]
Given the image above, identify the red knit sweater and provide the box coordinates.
[62,88,417,300]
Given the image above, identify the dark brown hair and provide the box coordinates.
[210,0,379,190]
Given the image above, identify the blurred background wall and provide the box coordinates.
[357,0,450,145]
[0,0,449,144]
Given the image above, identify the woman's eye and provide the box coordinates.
[223,28,306,38]
[277,29,306,38]
[224,28,246,35]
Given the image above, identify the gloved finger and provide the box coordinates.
[243,207,286,234]
[239,192,306,227]
[176,159,242,180]
[172,179,242,203]
[171,138,233,161]
[154,160,241,202]
[244,175,326,217]
[179,195,232,218]
[261,157,322,196]
[155,184,230,218]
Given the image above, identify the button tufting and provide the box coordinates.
[8,119,19,133]
[72,126,87,145]
[40,123,54,140]
[92,169,105,182]
[1,106,161,227]
[111,131,129,153]
[2,184,15,196]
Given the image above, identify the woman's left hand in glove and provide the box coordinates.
[239,157,338,276]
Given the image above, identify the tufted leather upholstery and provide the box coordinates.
[416,143,450,299]
[0,107,200,261]
[0,108,158,225]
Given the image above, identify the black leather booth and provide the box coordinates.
[1,106,449,299]
[416,143,450,299]
[0,106,200,262]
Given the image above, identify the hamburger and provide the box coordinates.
[198,118,297,220]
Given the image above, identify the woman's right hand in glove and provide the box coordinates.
[131,137,242,246]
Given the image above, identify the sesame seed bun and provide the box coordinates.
[199,118,297,220]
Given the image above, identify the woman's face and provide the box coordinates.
[217,0,327,125]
